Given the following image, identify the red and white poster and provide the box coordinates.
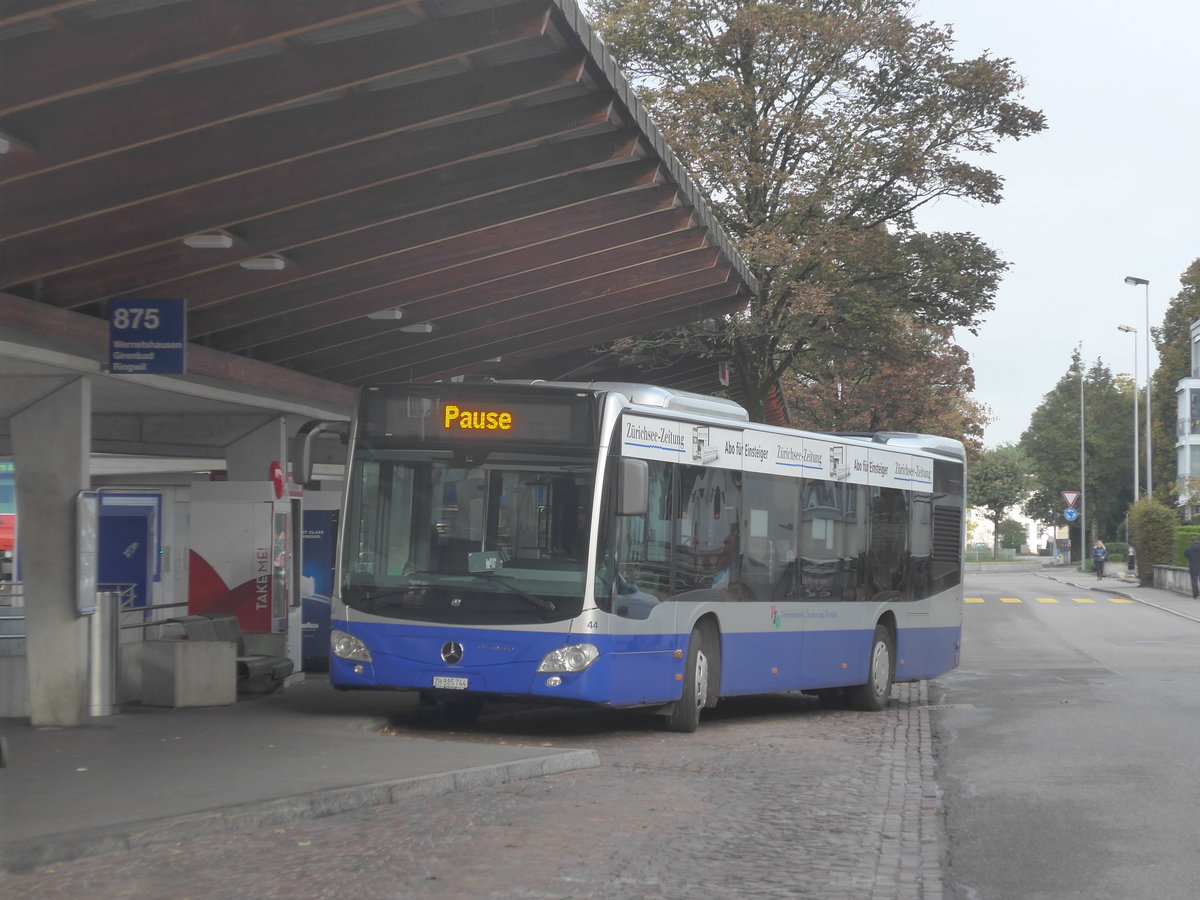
[188,486,290,633]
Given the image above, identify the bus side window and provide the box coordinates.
[741,473,798,601]
[673,466,738,596]
[604,460,671,602]
[867,487,910,601]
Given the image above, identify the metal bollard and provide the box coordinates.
[89,591,120,716]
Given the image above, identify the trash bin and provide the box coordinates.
[88,591,120,716]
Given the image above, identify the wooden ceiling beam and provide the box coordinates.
[317,246,725,381]
[0,0,533,115]
[388,270,741,375]
[0,2,96,29]
[246,207,698,364]
[4,57,591,238]
[410,290,747,384]
[2,128,640,288]
[191,185,677,349]
[0,1,551,178]
[101,171,672,324]
[41,157,664,312]
[212,223,705,357]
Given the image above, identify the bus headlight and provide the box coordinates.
[536,643,599,673]
[331,629,372,663]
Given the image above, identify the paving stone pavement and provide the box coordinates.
[0,682,944,900]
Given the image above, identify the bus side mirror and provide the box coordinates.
[292,420,349,487]
[618,458,648,517]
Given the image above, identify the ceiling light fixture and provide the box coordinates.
[239,255,287,271]
[399,323,434,334]
[183,232,236,249]
[366,309,404,320]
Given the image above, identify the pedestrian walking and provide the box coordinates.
[1185,536,1200,598]
[1091,540,1108,580]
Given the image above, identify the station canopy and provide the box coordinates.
[0,0,757,438]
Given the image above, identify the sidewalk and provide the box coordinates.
[0,677,598,874]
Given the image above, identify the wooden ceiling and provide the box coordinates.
[0,0,754,390]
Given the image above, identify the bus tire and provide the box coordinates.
[846,623,894,712]
[666,625,713,733]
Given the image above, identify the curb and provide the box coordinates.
[0,749,600,874]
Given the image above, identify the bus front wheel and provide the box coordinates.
[846,624,894,712]
[666,625,714,732]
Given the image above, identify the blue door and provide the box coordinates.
[99,502,154,609]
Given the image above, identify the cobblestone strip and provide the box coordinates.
[0,687,949,899]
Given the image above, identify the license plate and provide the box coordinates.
[432,676,469,690]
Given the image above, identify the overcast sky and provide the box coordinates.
[912,0,1200,447]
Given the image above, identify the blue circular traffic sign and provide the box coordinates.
[1063,507,1079,522]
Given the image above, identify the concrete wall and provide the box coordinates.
[1153,565,1195,596]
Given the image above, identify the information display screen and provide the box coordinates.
[359,386,596,447]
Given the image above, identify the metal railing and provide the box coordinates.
[0,582,189,652]
[0,582,24,656]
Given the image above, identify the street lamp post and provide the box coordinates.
[1079,352,1087,564]
[1118,324,1139,501]
[1125,276,1151,497]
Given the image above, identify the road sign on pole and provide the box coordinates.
[1064,507,1079,522]
[1062,491,1080,508]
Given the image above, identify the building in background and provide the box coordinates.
[1175,321,1200,521]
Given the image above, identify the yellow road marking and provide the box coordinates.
[964,597,984,603]
[1109,597,1133,603]
[1036,598,1058,603]
[1000,597,1022,603]
[1073,597,1095,603]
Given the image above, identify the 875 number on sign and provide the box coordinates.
[111,307,161,330]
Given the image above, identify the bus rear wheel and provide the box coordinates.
[846,624,894,711]
[666,625,713,732]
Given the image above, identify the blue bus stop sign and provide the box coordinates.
[1063,507,1078,522]
[108,299,186,374]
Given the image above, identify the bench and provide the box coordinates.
[145,614,294,705]
[186,612,294,693]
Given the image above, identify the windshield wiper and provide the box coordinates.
[467,572,557,613]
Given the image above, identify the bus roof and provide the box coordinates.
[518,380,751,423]
[493,380,963,461]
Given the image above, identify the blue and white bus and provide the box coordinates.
[326,381,964,731]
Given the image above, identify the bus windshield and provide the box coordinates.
[342,448,594,625]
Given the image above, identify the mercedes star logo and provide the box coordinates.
[440,641,464,665]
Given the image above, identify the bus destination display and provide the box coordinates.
[362,389,594,446]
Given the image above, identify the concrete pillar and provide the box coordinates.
[226,417,287,483]
[10,377,91,726]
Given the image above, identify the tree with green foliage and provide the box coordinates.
[590,0,1046,426]
[997,518,1028,550]
[1020,350,1133,560]
[1149,259,1200,507]
[1129,497,1176,586]
[967,445,1030,559]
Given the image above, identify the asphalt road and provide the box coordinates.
[933,572,1200,900]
